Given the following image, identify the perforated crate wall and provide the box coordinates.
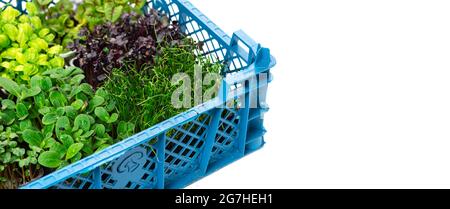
[9,0,276,189]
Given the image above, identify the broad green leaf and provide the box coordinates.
[0,110,16,125]
[55,107,65,117]
[15,52,26,64]
[1,7,20,23]
[23,63,38,76]
[22,87,41,100]
[94,124,106,137]
[34,93,46,109]
[1,47,20,60]
[66,143,84,160]
[18,15,29,23]
[28,38,48,51]
[58,14,70,25]
[81,142,93,155]
[70,152,82,163]
[65,106,77,119]
[25,2,39,15]
[15,103,28,120]
[2,24,18,41]
[1,99,15,110]
[24,48,39,63]
[99,4,108,14]
[19,119,32,131]
[0,77,20,97]
[30,16,42,29]
[59,134,74,149]
[40,77,53,91]
[73,114,91,132]
[107,113,118,124]
[42,124,54,139]
[38,106,52,115]
[48,45,63,55]
[61,83,72,93]
[95,88,108,98]
[70,74,85,86]
[17,23,32,48]
[49,91,67,107]
[63,66,83,77]
[49,57,64,68]
[117,121,135,139]
[73,129,83,140]
[76,83,94,96]
[55,116,70,138]
[88,95,105,112]
[37,54,49,66]
[80,130,94,138]
[0,34,11,49]
[30,75,42,88]
[111,6,124,22]
[94,107,109,122]
[38,28,50,38]
[71,99,85,110]
[38,151,61,168]
[44,34,55,42]
[117,121,127,138]
[50,142,66,159]
[42,113,58,125]
[22,130,43,147]
[87,115,95,124]
[43,137,57,149]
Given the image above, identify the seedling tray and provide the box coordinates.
[4,0,276,189]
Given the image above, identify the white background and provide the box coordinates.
[188,0,450,189]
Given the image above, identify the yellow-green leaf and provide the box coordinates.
[1,7,20,23]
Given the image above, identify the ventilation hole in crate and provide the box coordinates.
[174,145,183,154]
[108,179,116,185]
[189,152,196,159]
[174,159,182,166]
[189,137,198,147]
[182,149,190,156]
[165,168,173,175]
[197,127,206,136]
[149,163,156,170]
[166,141,176,151]
[181,135,192,145]
[196,140,204,149]
[166,155,174,163]
[141,173,150,181]
[143,160,151,168]
[125,182,132,188]
[218,136,226,144]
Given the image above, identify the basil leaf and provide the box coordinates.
[49,91,67,107]
[65,143,84,161]
[0,77,20,97]
[38,151,62,168]
[15,103,29,120]
[22,130,43,147]
[73,114,91,132]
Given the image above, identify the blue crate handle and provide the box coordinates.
[220,30,273,103]
[230,30,271,72]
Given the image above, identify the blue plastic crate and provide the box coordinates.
[1,0,276,189]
